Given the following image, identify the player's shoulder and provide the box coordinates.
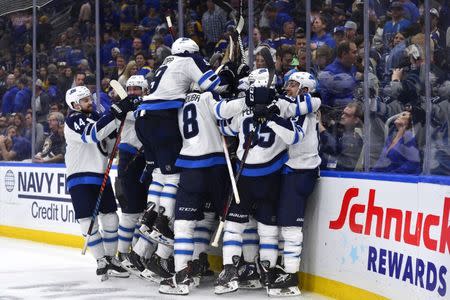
[277,94,295,103]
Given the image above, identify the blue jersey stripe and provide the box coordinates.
[215,100,224,119]
[175,156,226,168]
[138,100,184,111]
[198,70,215,86]
[240,152,288,177]
[118,143,138,154]
[91,124,99,143]
[67,176,109,190]
[305,94,312,113]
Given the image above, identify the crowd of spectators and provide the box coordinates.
[0,0,448,175]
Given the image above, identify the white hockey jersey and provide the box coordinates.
[64,111,119,189]
[214,93,321,174]
[137,53,223,112]
[118,111,141,154]
[175,91,225,168]
[218,106,292,177]
[277,94,321,170]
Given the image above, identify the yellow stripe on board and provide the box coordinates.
[0,225,386,300]
[0,225,84,248]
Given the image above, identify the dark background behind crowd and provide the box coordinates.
[0,0,448,176]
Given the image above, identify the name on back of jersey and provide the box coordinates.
[185,93,201,103]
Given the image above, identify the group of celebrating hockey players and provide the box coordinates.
[64,36,321,297]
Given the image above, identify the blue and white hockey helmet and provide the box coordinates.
[251,68,276,89]
[288,71,317,93]
[126,75,149,90]
[65,86,91,111]
[171,37,199,55]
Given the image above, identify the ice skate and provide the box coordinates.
[267,266,301,297]
[159,262,193,295]
[214,264,239,294]
[139,253,173,283]
[256,258,271,287]
[128,250,146,273]
[147,214,174,246]
[139,202,157,234]
[117,252,139,275]
[191,252,214,286]
[96,257,109,281]
[238,262,262,289]
[106,256,130,278]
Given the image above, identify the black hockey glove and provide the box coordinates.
[253,103,280,124]
[245,86,276,107]
[237,63,250,79]
[111,96,140,120]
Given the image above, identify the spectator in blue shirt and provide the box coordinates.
[135,52,152,77]
[311,15,336,50]
[372,109,421,174]
[382,2,412,47]
[0,125,31,161]
[401,0,420,23]
[318,41,358,107]
[1,74,19,114]
[13,77,31,114]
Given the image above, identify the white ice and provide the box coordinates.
[0,237,331,300]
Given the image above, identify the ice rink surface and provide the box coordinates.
[0,237,331,300]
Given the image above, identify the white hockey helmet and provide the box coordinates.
[252,68,276,89]
[171,37,199,55]
[288,71,317,93]
[65,86,91,111]
[126,75,149,90]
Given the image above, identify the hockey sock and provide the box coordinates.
[257,222,279,268]
[156,243,173,260]
[278,238,285,265]
[242,217,259,263]
[159,173,180,219]
[118,213,141,253]
[174,219,196,272]
[223,221,246,265]
[133,233,155,257]
[99,212,119,257]
[281,226,303,273]
[192,212,215,260]
[144,245,155,259]
[132,223,141,247]
[148,168,164,210]
[79,217,105,259]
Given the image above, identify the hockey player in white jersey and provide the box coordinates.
[213,70,304,294]
[265,72,321,296]
[115,75,154,273]
[64,86,136,279]
[134,38,235,267]
[158,86,229,295]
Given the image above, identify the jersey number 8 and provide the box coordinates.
[182,103,199,139]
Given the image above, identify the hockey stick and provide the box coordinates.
[81,79,128,255]
[236,0,246,64]
[214,38,240,207]
[211,130,254,247]
[166,16,176,42]
[123,146,144,173]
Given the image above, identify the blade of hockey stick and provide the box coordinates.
[236,16,244,34]
[110,79,127,100]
